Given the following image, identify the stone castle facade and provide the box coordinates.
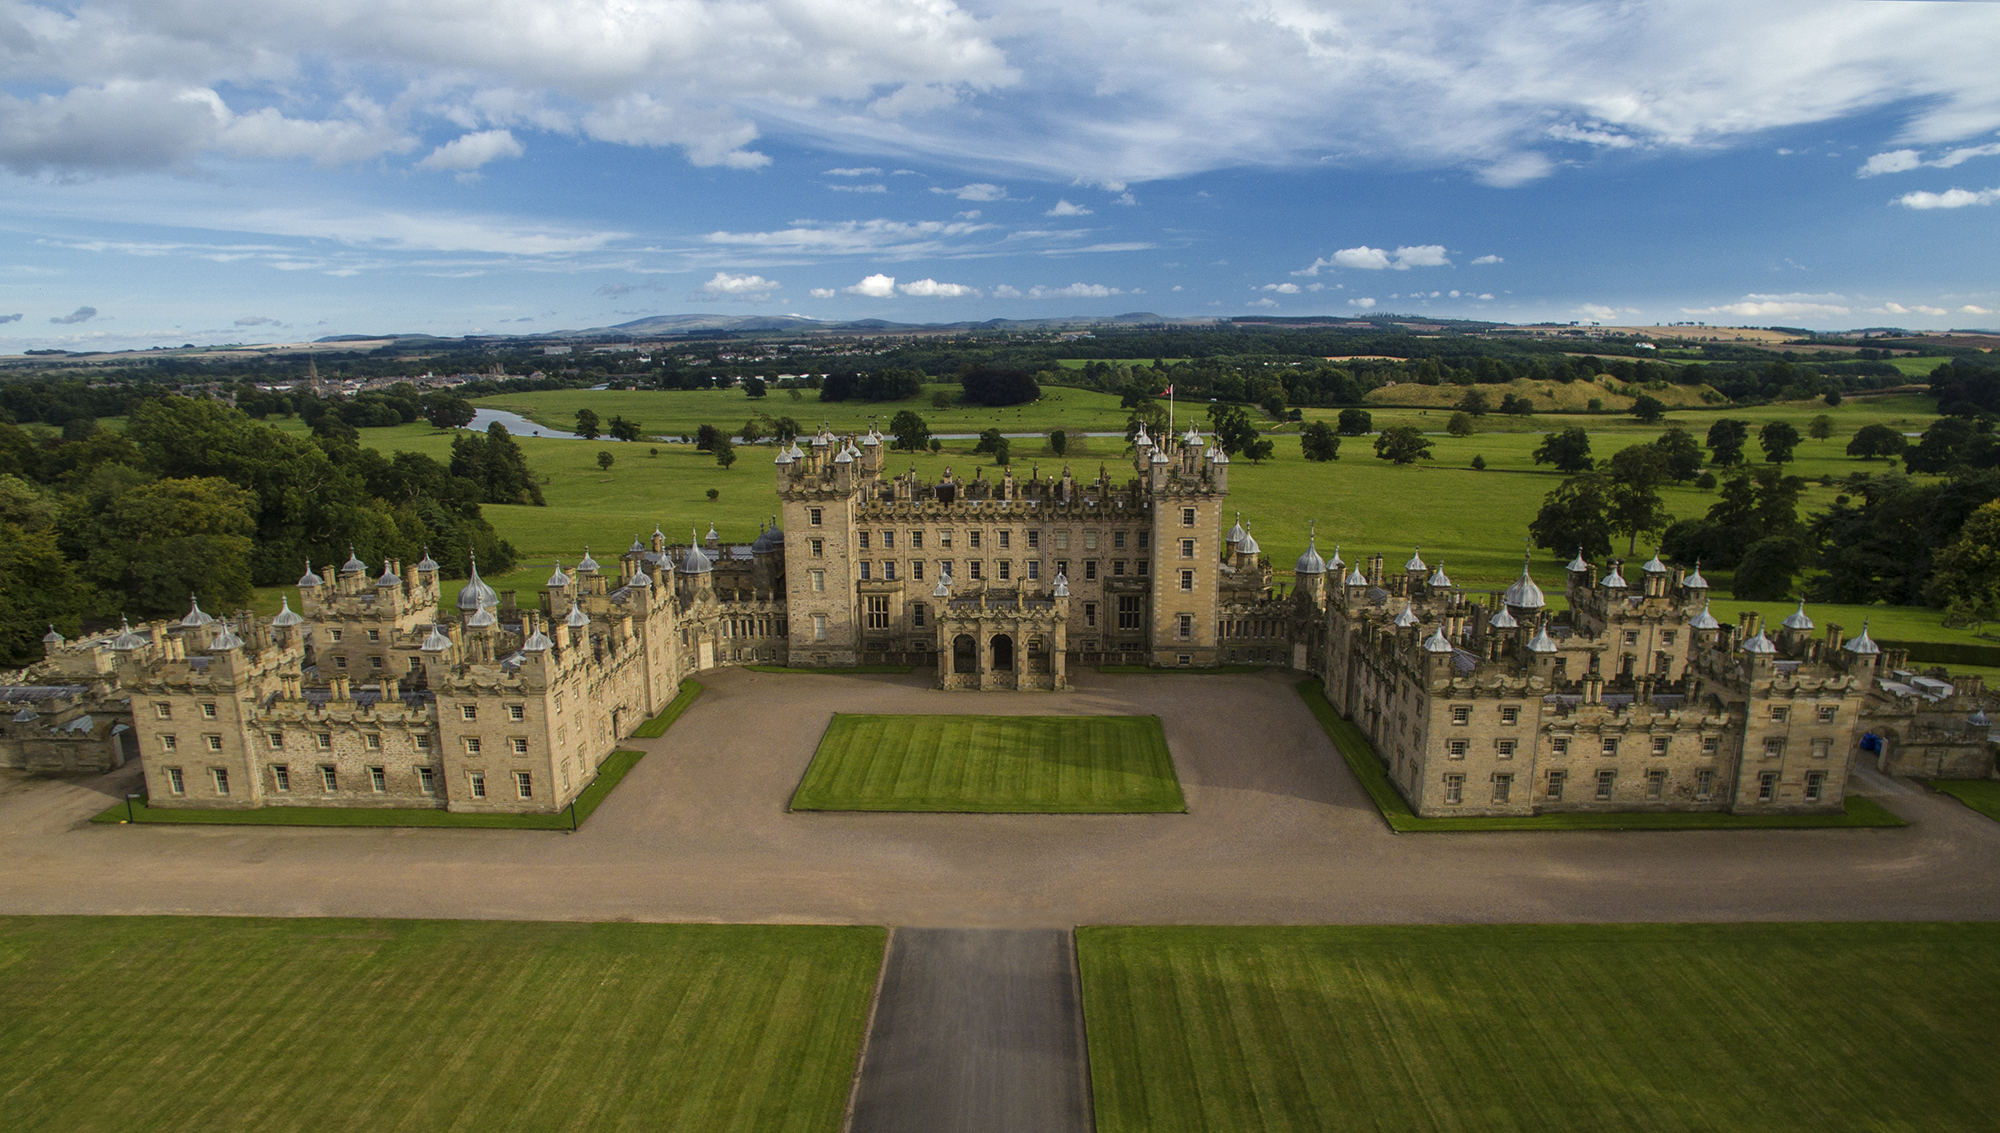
[12,423,1992,815]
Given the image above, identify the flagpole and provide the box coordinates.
[1168,385,1174,436]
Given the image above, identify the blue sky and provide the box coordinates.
[2,0,1998,353]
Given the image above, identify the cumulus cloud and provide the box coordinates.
[1894,187,2000,209]
[1681,293,1853,320]
[899,278,980,297]
[1875,302,1948,317]
[50,306,97,324]
[1247,298,1279,308]
[1027,282,1124,298]
[698,271,781,300]
[824,167,882,176]
[1961,305,1993,315]
[1113,192,1137,206]
[1348,297,1376,309]
[1573,303,1637,320]
[1860,142,2000,177]
[992,284,1022,298]
[0,313,22,324]
[1045,199,1092,216]
[809,287,837,298]
[844,273,897,297]
[1261,283,1300,294]
[416,129,524,173]
[933,183,1008,201]
[1471,254,1504,265]
[1297,245,1452,274]
[828,183,888,192]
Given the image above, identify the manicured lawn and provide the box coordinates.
[1928,778,2000,825]
[0,917,884,1133]
[93,749,649,829]
[1077,922,2000,1133]
[1296,681,1906,831]
[790,713,1185,812]
[631,678,704,737]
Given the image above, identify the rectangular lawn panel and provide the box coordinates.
[1929,778,2000,824]
[790,713,1185,812]
[0,917,885,1133]
[1079,923,2000,1133]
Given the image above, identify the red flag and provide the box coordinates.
[1162,385,1173,396]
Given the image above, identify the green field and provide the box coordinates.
[0,917,885,1133]
[1928,778,2000,824]
[1078,922,2000,1133]
[789,713,1185,812]
[1297,681,1905,831]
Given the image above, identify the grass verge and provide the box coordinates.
[1928,778,2000,824]
[1078,923,2000,1133]
[631,678,705,737]
[1097,664,1269,675]
[1296,679,1906,831]
[0,917,884,1133]
[744,664,915,675]
[92,749,647,830]
[790,713,1185,813]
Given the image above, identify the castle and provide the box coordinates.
[9,423,1992,815]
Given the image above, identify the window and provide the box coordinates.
[316,732,332,749]
[154,702,172,719]
[1816,705,1836,724]
[883,531,895,549]
[1112,559,1126,576]
[1763,738,1785,759]
[970,531,982,549]
[1623,631,1639,646]
[859,562,871,581]
[415,735,431,751]
[1000,531,1012,550]
[329,630,343,643]
[1448,739,1468,759]
[912,602,926,628]
[1111,531,1124,550]
[1443,774,1464,805]
[1652,736,1669,756]
[912,531,924,549]
[321,766,339,792]
[1695,769,1714,800]
[913,560,925,580]
[267,731,284,749]
[364,733,381,750]
[1179,538,1195,559]
[461,705,478,722]
[859,532,870,551]
[418,767,436,795]
[1551,737,1570,756]
[1757,771,1778,802]
[200,701,217,719]
[1449,705,1471,726]
[1084,602,1098,628]
[1600,738,1618,757]
[211,768,229,795]
[1054,531,1068,551]
[1492,773,1513,804]
[1118,596,1142,631]
[941,530,955,548]
[1646,768,1667,800]
[1805,771,1826,802]
[1136,561,1149,578]
[469,772,486,799]
[1027,531,1040,549]
[1182,507,1196,526]
[812,614,828,642]
[334,656,347,669]
[1546,770,1566,800]
[204,734,223,752]
[515,771,533,799]
[1180,569,1194,592]
[808,507,823,526]
[1595,769,1616,800]
[810,538,824,557]
[511,737,529,755]
[1811,738,1832,760]
[1497,739,1517,759]
[273,766,290,792]
[1500,706,1519,725]
[867,595,890,630]
[464,737,482,754]
[1027,561,1040,581]
[1084,561,1098,580]
[1139,532,1150,549]
[369,767,387,793]
[969,561,982,580]
[1662,631,1676,645]
[1085,531,1098,550]
[1702,736,1719,756]
[884,561,897,581]
[367,628,381,642]
[508,704,524,722]
[1771,706,1789,722]
[998,561,1011,580]
[1177,613,1193,641]
[810,569,825,592]
[166,767,185,794]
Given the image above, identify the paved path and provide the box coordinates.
[848,928,1091,1133]
[3,668,1999,926]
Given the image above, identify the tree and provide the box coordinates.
[1604,445,1673,554]
[0,476,88,662]
[422,394,475,430]
[889,410,930,452]
[608,415,642,442]
[771,417,802,444]
[695,424,721,451]
[1759,420,1801,464]
[1706,418,1748,466]
[1241,436,1274,463]
[1205,403,1262,456]
[1533,427,1594,473]
[1824,389,1844,407]
[84,476,259,616]
[739,418,765,445]
[992,439,1012,466]
[707,488,720,501]
[1905,416,1990,474]
[958,365,1040,406]
[597,451,614,471]
[1471,454,1487,470]
[1049,430,1068,457]
[1446,412,1475,437]
[574,408,601,440]
[713,436,736,470]
[1261,392,1288,419]
[931,391,952,409]
[1457,390,1490,417]
[1300,421,1341,461]
[1336,408,1373,436]
[1630,394,1666,423]
[859,368,925,401]
[1926,500,2000,622]
[788,387,803,402]
[1847,423,1907,461]
[449,423,546,507]
[1732,536,1811,601]
[1373,426,1434,465]
[973,428,1006,455]
[1529,473,1615,561]
[744,377,767,399]
[1653,427,1703,482]
[1498,393,1536,416]
[1808,415,1835,442]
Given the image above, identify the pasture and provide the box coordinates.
[1078,922,2000,1133]
[0,917,884,1133]
[789,713,1184,813]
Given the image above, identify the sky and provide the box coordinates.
[2,0,1999,353]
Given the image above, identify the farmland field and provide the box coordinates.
[790,713,1184,812]
[1078,923,2000,1133]
[0,917,885,1133]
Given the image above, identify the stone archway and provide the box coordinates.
[991,634,1015,671]
[953,634,976,673]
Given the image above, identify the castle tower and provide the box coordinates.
[1147,429,1228,666]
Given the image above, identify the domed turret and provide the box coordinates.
[208,621,243,652]
[682,529,714,574]
[521,628,553,653]
[1394,602,1419,628]
[1843,619,1881,655]
[1488,607,1518,629]
[630,566,653,589]
[341,547,367,574]
[299,561,324,588]
[933,570,952,598]
[546,562,572,588]
[1527,623,1558,653]
[375,562,400,587]
[1052,571,1068,598]
[272,596,304,628]
[1780,599,1814,631]
[112,617,146,652]
[42,624,63,647]
[421,625,452,652]
[577,547,600,573]
[1689,599,1720,630]
[1683,561,1709,590]
[466,605,498,629]
[1428,562,1452,589]
[705,523,720,545]
[1567,547,1590,574]
[1405,547,1427,573]
[565,604,589,629]
[1502,558,1545,609]
[1422,626,1454,654]
[1741,629,1777,655]
[1601,564,1627,589]
[1642,549,1668,574]
[456,557,497,611]
[1226,512,1246,545]
[1237,526,1261,557]
[181,596,214,628]
[1294,535,1327,576]
[1344,562,1368,587]
[415,547,439,574]
[629,534,647,555]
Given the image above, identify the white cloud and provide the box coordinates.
[1680,293,1852,320]
[416,129,524,173]
[1247,298,1279,308]
[899,278,980,297]
[1875,302,1948,317]
[1113,192,1137,206]
[1298,245,1452,274]
[809,287,837,298]
[50,306,98,324]
[698,271,781,300]
[1348,297,1376,309]
[1393,245,1451,268]
[828,183,888,192]
[844,273,897,297]
[933,183,1008,201]
[993,284,1022,298]
[1046,199,1092,216]
[1477,293,1493,300]
[1331,247,1393,271]
[1573,303,1636,320]
[1471,254,1504,265]
[1859,149,1923,177]
[955,209,982,219]
[1261,283,1300,294]
[824,167,882,176]
[1895,187,2000,209]
[702,218,995,259]
[1960,305,1993,315]
[1547,122,1638,149]
[1027,282,1124,298]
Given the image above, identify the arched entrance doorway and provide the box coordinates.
[953,634,976,673]
[991,634,1015,671]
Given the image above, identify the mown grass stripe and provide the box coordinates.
[631,678,704,738]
